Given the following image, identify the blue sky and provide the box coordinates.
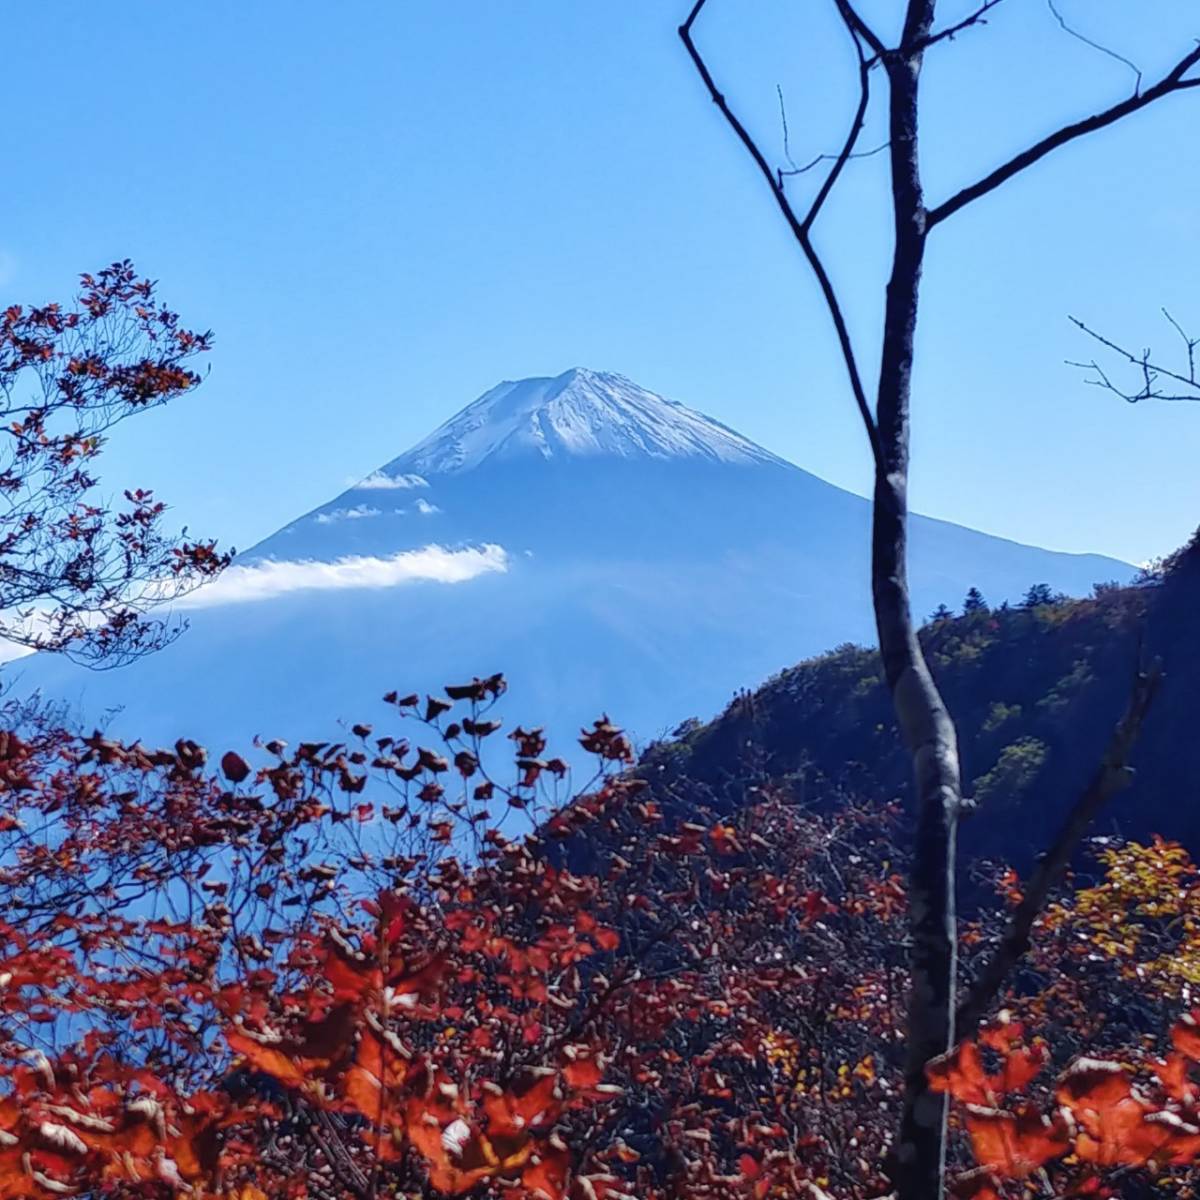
[2,1,1197,565]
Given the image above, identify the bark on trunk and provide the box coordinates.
[873,10,963,1197]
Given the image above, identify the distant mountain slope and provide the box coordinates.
[9,368,1136,761]
[638,532,1200,868]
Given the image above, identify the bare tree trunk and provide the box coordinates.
[871,12,963,1197]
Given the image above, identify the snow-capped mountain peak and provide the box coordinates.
[376,368,786,477]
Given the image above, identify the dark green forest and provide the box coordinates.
[642,531,1200,874]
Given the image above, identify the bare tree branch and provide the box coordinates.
[832,0,887,61]
[956,659,1163,1035]
[678,0,881,464]
[927,43,1200,227]
[1069,311,1200,402]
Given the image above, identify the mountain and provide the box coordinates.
[9,368,1136,765]
[636,533,1200,869]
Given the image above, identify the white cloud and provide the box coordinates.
[179,544,508,608]
[0,545,507,654]
[414,498,441,515]
[315,504,381,525]
[354,471,429,491]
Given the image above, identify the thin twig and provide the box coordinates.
[1046,0,1142,94]
[1163,308,1198,385]
[800,12,874,233]
[779,141,890,178]
[776,79,886,184]
[776,85,801,174]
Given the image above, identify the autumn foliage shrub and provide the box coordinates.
[0,678,915,1199]
[0,672,1198,1200]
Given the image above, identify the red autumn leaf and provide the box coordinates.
[1172,1012,1200,1063]
[591,926,620,953]
[563,1058,604,1093]
[321,939,381,1002]
[994,1042,1047,1095]
[738,1152,762,1178]
[801,890,836,924]
[928,1027,1046,1106]
[220,750,251,783]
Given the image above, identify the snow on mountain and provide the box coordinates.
[378,368,786,478]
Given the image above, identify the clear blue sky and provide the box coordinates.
[2,1,1197,565]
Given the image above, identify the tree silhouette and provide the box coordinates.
[1021,583,1057,609]
[678,4,1191,1193]
[0,263,229,665]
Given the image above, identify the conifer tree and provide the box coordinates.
[1022,583,1057,609]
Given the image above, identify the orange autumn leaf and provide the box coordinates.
[1154,1051,1197,1104]
[481,1070,561,1138]
[927,1040,990,1105]
[224,1028,308,1089]
[962,1104,1069,1177]
[1054,1057,1174,1167]
[343,1027,410,1121]
[563,1057,604,1093]
[522,1149,570,1200]
[929,1024,1047,1108]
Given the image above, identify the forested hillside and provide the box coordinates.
[640,531,1200,874]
